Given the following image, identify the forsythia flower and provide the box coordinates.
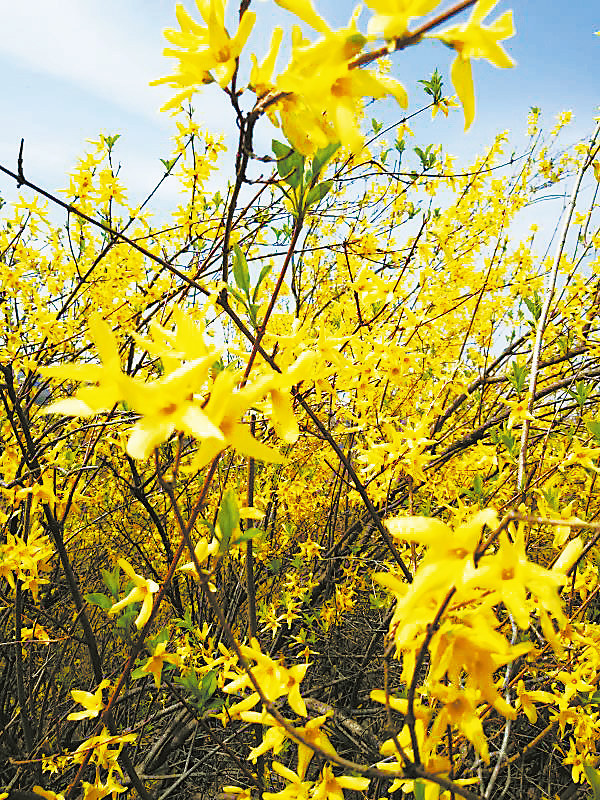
[42,312,312,463]
[152,0,256,107]
[426,0,515,130]
[501,394,535,429]
[473,527,567,628]
[250,27,284,98]
[515,679,555,724]
[141,642,181,688]
[68,679,110,721]
[222,638,308,716]
[312,765,369,800]
[365,0,442,40]
[272,4,407,154]
[107,558,159,629]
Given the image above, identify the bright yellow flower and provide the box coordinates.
[250,27,284,98]
[427,0,515,130]
[108,559,159,629]
[365,0,442,40]
[312,765,369,800]
[33,789,65,800]
[561,441,600,473]
[42,314,224,459]
[223,638,308,716]
[273,7,407,154]
[515,679,555,724]
[293,713,337,779]
[273,0,329,35]
[262,762,311,800]
[473,528,566,628]
[178,536,219,578]
[67,679,110,721]
[501,395,535,429]
[152,0,256,106]
[41,314,127,416]
[141,642,181,689]
[430,684,489,762]
[81,778,126,800]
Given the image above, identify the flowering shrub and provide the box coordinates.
[1,2,600,800]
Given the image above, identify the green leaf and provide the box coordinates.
[160,157,177,172]
[508,360,528,395]
[148,629,169,651]
[311,141,340,182]
[116,606,138,629]
[232,243,251,295]
[371,118,383,134]
[85,592,113,611]
[413,780,427,800]
[568,380,593,409]
[174,610,195,633]
[228,285,248,309]
[199,669,218,702]
[305,180,333,209]
[101,133,121,150]
[252,263,272,303]
[102,565,121,598]
[523,291,542,323]
[585,417,600,445]
[418,68,443,104]
[584,766,600,799]
[272,139,305,190]
[131,666,148,680]
[217,488,240,554]
[176,669,203,702]
[232,526,263,546]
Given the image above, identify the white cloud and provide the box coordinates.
[0,0,172,120]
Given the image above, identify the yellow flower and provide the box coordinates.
[178,536,220,578]
[515,679,555,724]
[192,353,316,469]
[473,528,566,628]
[41,314,127,416]
[73,728,137,772]
[273,7,407,154]
[293,713,337,779]
[123,355,225,459]
[312,765,369,800]
[108,559,159,629]
[555,669,595,704]
[365,0,442,41]
[501,394,535,429]
[141,642,181,689]
[431,94,459,119]
[33,789,66,800]
[385,507,498,572]
[81,778,126,800]
[427,0,515,130]
[21,624,51,643]
[67,679,110,721]
[152,0,256,106]
[553,536,584,574]
[273,0,329,35]
[244,716,288,761]
[561,441,600,472]
[262,762,311,800]
[41,312,230,460]
[430,684,489,762]
[250,27,284,98]
[223,638,308,717]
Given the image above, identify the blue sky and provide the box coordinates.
[0,0,597,212]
